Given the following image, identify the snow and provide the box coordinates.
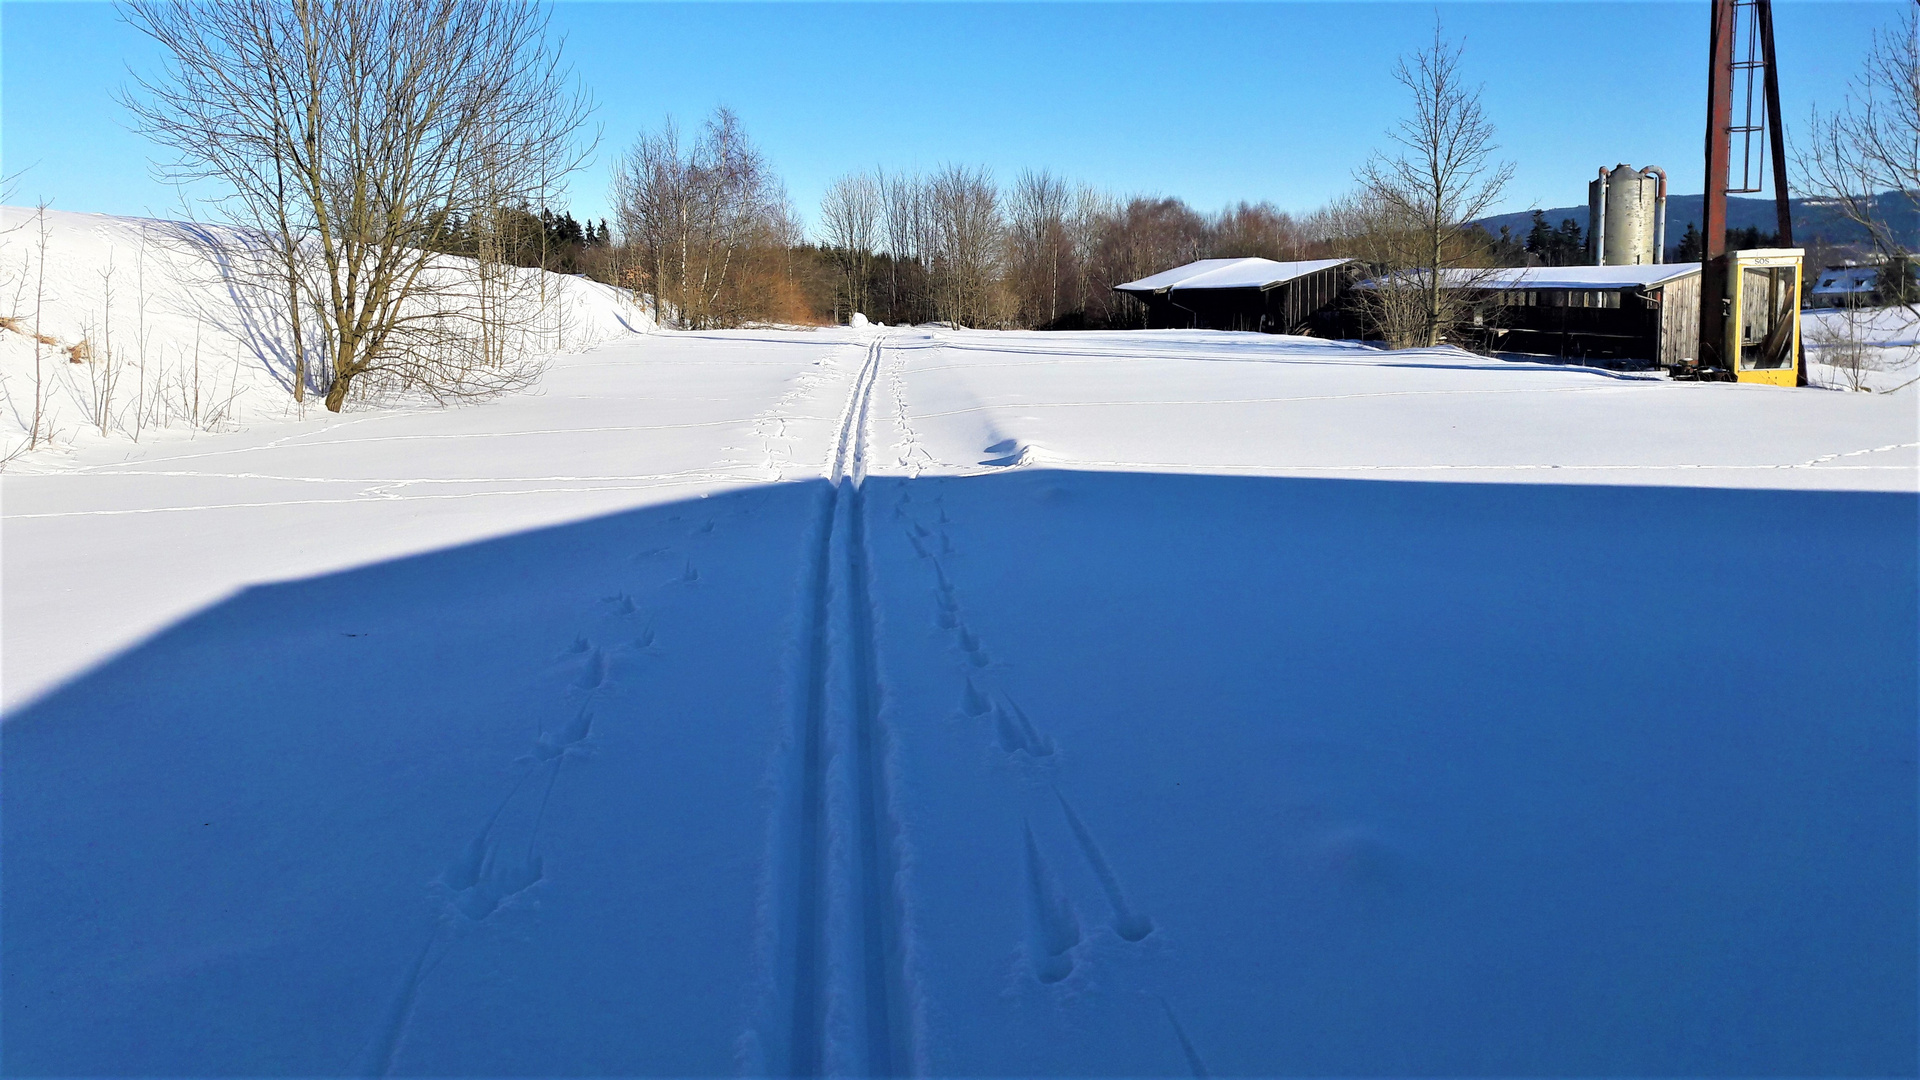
[1400,263,1702,291]
[1114,257,1350,293]
[0,206,652,457]
[4,214,1917,1076]
[1804,303,1920,393]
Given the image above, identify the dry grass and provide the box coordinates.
[0,314,62,348]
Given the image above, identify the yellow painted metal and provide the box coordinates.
[1726,248,1803,385]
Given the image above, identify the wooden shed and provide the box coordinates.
[1419,264,1704,368]
[1113,258,1354,334]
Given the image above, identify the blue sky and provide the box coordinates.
[1,1,1903,236]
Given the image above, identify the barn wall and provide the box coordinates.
[1659,272,1702,366]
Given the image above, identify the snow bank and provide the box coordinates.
[0,207,652,459]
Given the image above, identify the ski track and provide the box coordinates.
[767,333,918,1076]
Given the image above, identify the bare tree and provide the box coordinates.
[1806,302,1878,390]
[613,108,792,328]
[875,169,940,324]
[925,165,1007,328]
[820,171,881,322]
[1355,22,1514,348]
[1326,192,1434,349]
[1800,2,1920,287]
[1088,196,1207,327]
[1800,1,1920,257]
[1209,202,1308,261]
[122,0,594,411]
[1008,169,1072,327]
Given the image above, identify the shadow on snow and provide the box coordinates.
[4,471,1914,1076]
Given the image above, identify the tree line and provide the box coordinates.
[109,0,1542,403]
[602,21,1521,349]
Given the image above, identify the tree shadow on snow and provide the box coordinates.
[3,472,1914,1077]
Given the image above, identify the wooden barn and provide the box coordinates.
[1415,264,1703,368]
[1113,258,1354,334]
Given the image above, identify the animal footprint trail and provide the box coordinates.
[962,679,991,717]
[450,841,544,922]
[573,648,606,691]
[1024,824,1081,985]
[535,708,593,762]
[1157,996,1210,1078]
[379,600,629,1067]
[955,627,989,667]
[993,696,1054,758]
[1056,790,1154,942]
[352,933,448,1078]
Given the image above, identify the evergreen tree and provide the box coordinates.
[1674,221,1703,262]
[1553,218,1583,265]
[1524,210,1554,262]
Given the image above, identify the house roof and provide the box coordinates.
[1810,266,1878,294]
[1114,257,1352,294]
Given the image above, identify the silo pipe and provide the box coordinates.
[1642,166,1669,264]
[1594,166,1609,264]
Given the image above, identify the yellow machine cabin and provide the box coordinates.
[1726,248,1802,386]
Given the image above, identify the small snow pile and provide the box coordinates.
[0,207,652,458]
[849,312,870,329]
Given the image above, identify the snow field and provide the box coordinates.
[1803,303,1920,392]
[4,316,1917,1074]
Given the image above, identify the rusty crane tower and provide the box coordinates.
[1692,0,1804,384]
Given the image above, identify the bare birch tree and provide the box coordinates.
[820,171,881,322]
[876,169,934,324]
[611,108,792,329]
[925,164,1007,328]
[122,0,593,411]
[1008,169,1073,327]
[1355,22,1513,348]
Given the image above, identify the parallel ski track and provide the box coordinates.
[783,334,914,1076]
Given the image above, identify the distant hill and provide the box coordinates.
[1475,191,1920,255]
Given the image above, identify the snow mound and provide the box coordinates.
[0,207,652,457]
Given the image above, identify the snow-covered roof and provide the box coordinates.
[1430,264,1702,290]
[1115,257,1352,293]
[1811,266,1878,295]
[1347,263,1706,294]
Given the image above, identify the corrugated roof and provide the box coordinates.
[1115,257,1353,293]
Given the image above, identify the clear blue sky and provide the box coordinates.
[1,1,1903,237]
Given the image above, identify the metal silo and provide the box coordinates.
[1587,165,1668,265]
